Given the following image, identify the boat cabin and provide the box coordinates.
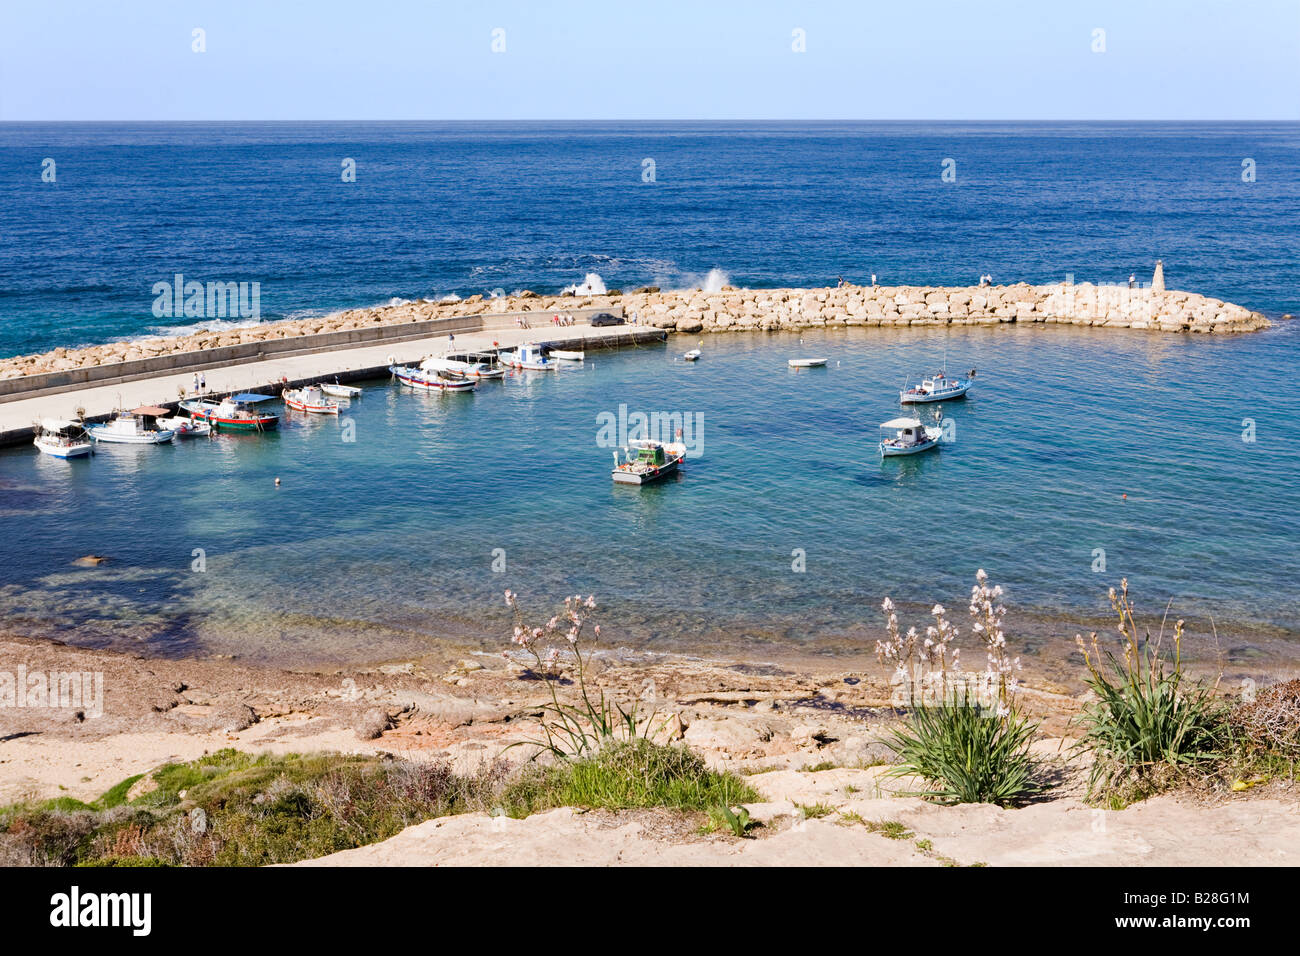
[39,418,88,439]
[223,393,275,412]
[880,417,927,445]
[635,444,669,467]
[131,405,172,423]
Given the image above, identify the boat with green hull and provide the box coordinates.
[179,393,279,432]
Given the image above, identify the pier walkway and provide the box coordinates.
[1,323,665,446]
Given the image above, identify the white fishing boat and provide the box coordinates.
[33,419,93,458]
[420,351,506,380]
[878,417,942,457]
[497,343,555,371]
[88,407,175,444]
[683,349,702,362]
[788,357,827,368]
[900,369,975,404]
[390,365,477,392]
[612,439,687,485]
[157,416,212,438]
[284,385,341,415]
[548,348,585,362]
[319,381,362,399]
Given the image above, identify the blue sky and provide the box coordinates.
[2,0,1297,120]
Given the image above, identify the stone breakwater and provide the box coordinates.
[0,282,1271,381]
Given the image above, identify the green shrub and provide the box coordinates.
[94,775,144,810]
[0,751,508,868]
[504,739,755,816]
[1074,583,1226,800]
[707,804,757,838]
[884,692,1040,806]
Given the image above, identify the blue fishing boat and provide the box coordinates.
[900,369,975,404]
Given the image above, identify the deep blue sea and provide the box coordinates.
[1,122,1298,668]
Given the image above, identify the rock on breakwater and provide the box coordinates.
[0,282,1270,382]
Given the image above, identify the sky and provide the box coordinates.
[1,0,1297,121]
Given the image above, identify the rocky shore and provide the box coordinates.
[2,633,1296,867]
[0,281,1272,382]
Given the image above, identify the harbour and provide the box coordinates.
[2,321,1296,670]
[0,316,665,446]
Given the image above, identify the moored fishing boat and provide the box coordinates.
[284,385,341,415]
[497,343,555,370]
[179,393,280,432]
[900,369,975,403]
[878,417,942,457]
[612,439,687,485]
[548,348,585,362]
[33,419,93,458]
[420,351,505,380]
[390,364,477,391]
[788,357,827,368]
[88,407,176,444]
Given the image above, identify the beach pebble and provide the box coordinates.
[220,703,260,733]
[790,723,830,747]
[353,706,393,740]
[683,717,773,756]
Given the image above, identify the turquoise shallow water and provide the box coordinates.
[2,323,1298,666]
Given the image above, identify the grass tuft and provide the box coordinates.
[503,739,756,816]
[884,692,1040,807]
[1073,586,1226,802]
[861,819,913,840]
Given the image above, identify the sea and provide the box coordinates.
[1,122,1297,670]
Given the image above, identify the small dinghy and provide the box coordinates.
[879,417,942,457]
[549,348,585,362]
[612,439,687,485]
[390,365,477,391]
[683,349,702,362]
[284,385,341,415]
[320,381,362,399]
[788,357,827,368]
[34,419,93,458]
[900,369,975,404]
[157,416,212,438]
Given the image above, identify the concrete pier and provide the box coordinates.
[0,322,666,448]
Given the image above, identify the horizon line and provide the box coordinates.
[3,117,1300,125]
